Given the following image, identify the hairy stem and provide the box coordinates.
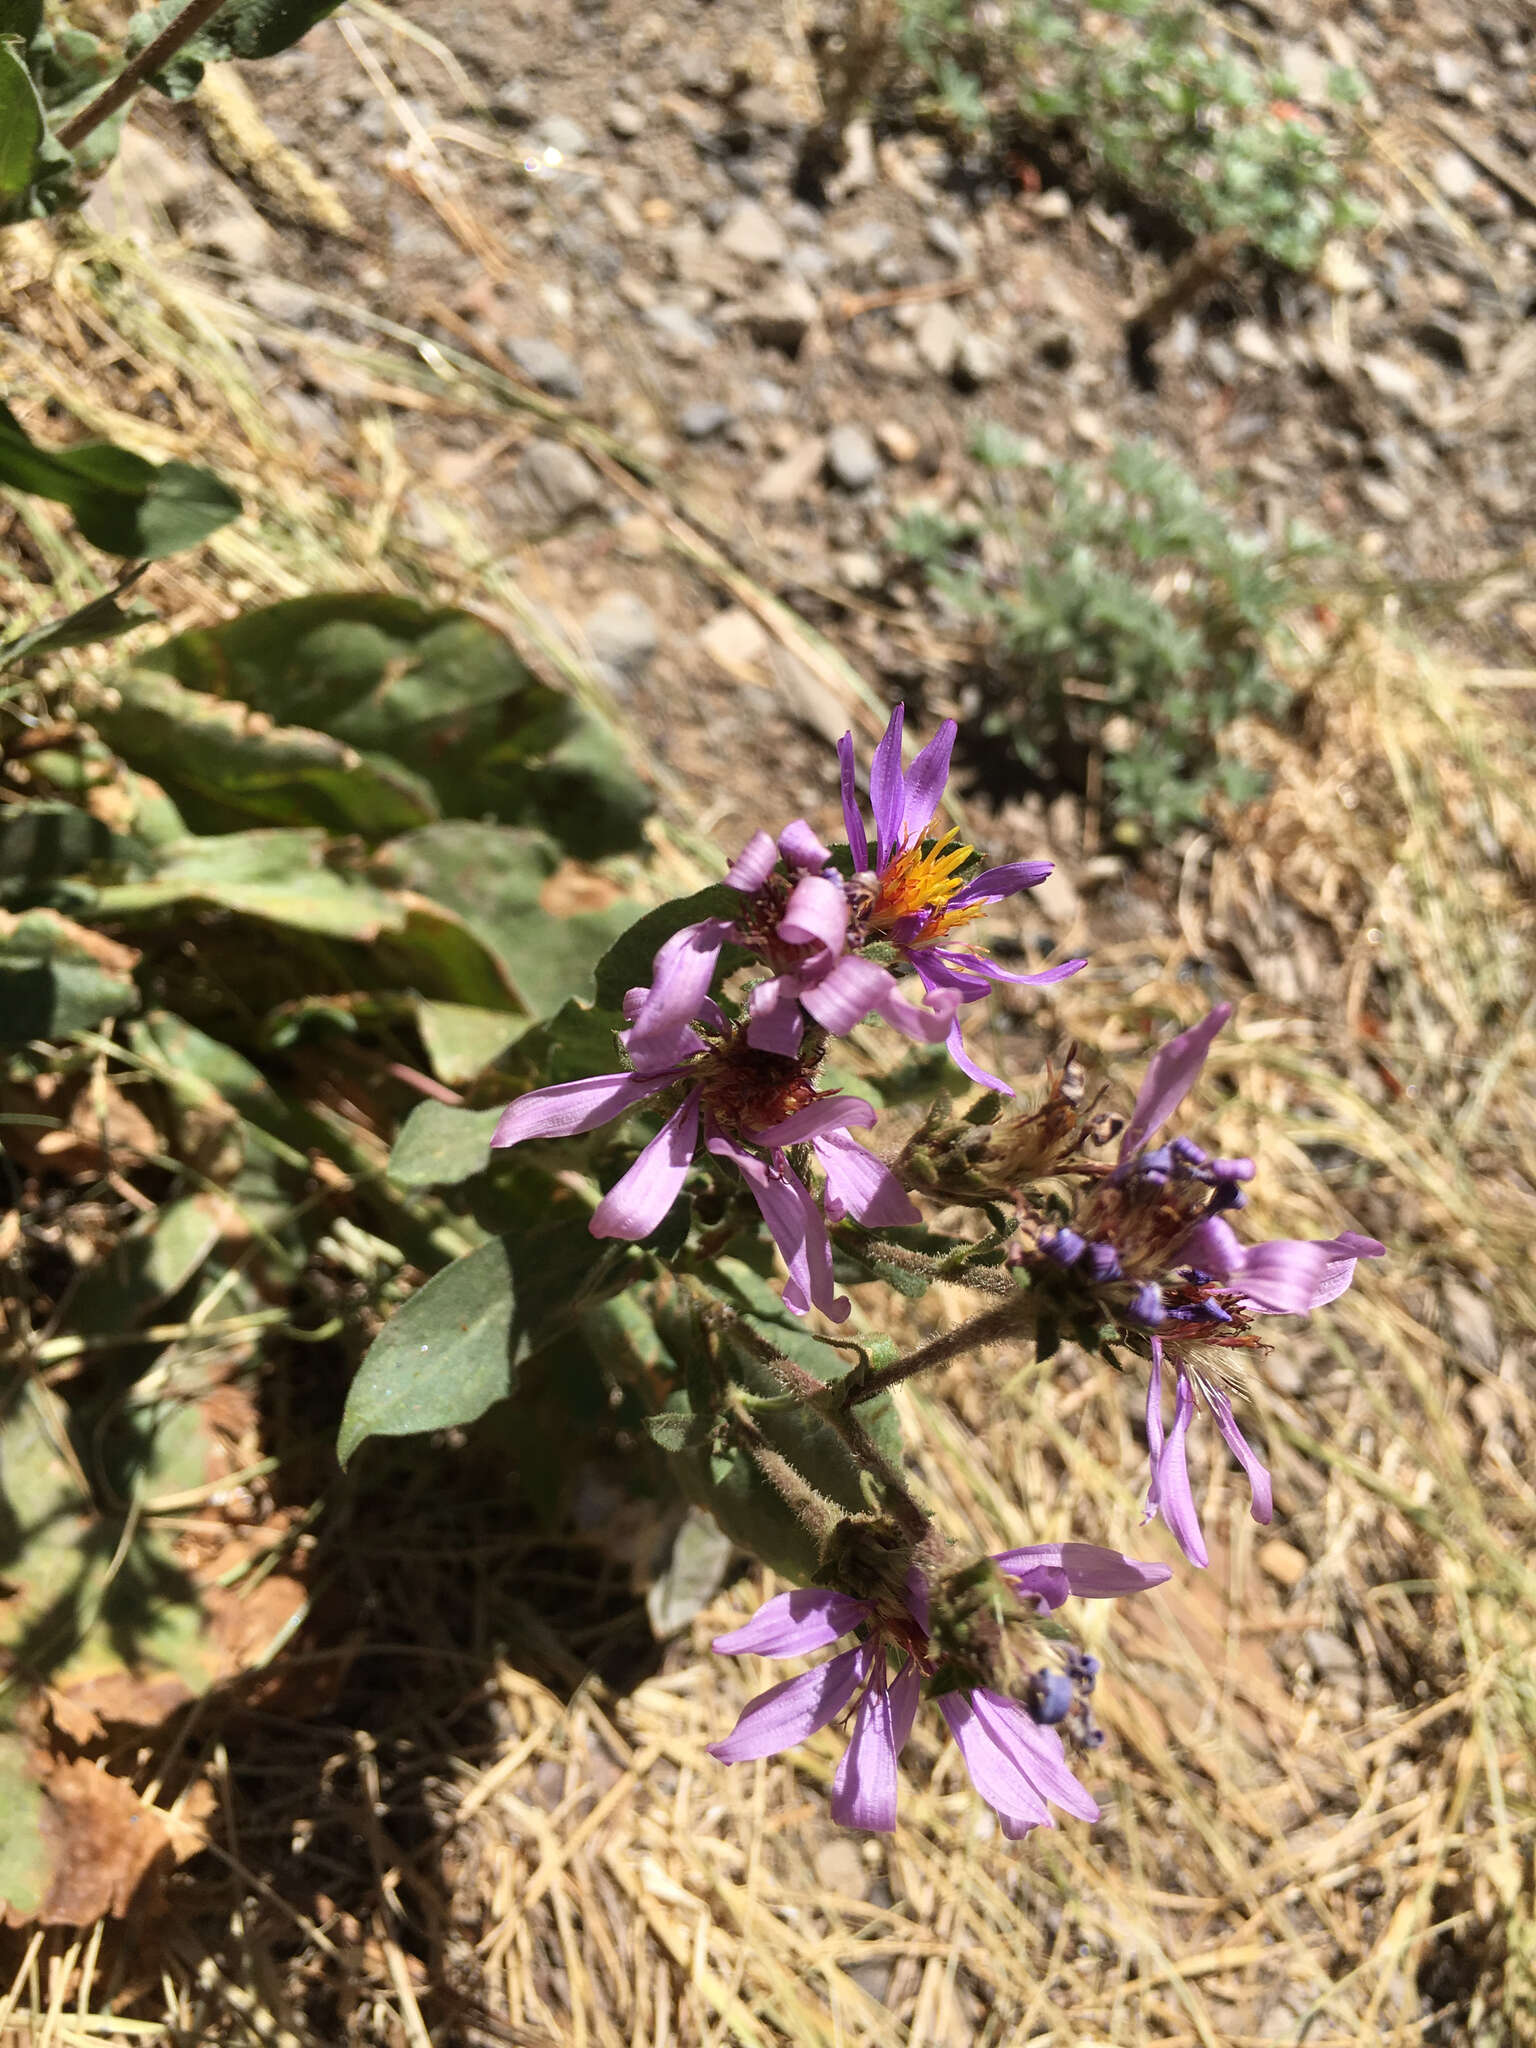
[56,0,230,151]
[728,1409,842,1544]
[838,1290,1034,1410]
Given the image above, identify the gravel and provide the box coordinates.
[824,423,880,491]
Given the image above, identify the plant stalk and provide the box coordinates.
[838,1290,1033,1409]
[56,0,230,151]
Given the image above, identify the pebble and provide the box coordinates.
[518,440,605,520]
[1359,352,1420,404]
[607,99,645,137]
[824,422,880,490]
[1431,148,1479,200]
[644,302,717,359]
[954,329,1007,387]
[698,606,770,674]
[925,216,970,265]
[1303,1628,1360,1682]
[584,590,658,675]
[875,420,920,463]
[756,434,826,504]
[717,199,788,266]
[1431,49,1476,96]
[831,220,894,267]
[1358,474,1413,523]
[1258,1539,1309,1589]
[914,300,962,376]
[680,400,732,439]
[744,275,819,354]
[536,114,592,159]
[506,337,584,400]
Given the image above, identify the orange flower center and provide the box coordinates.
[866,830,986,947]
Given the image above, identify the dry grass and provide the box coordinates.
[2,187,1535,2048]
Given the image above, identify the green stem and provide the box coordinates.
[55,0,230,151]
[838,1290,1034,1410]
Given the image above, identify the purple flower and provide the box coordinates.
[708,1544,1170,1834]
[837,705,1086,1092]
[626,821,965,1073]
[491,1006,917,1323]
[1054,1005,1385,1567]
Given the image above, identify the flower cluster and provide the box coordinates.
[495,704,1078,1312]
[709,1545,1169,1835]
[488,698,1386,1842]
[1011,1004,1384,1565]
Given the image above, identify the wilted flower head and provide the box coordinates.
[708,1543,1169,1834]
[1020,1005,1385,1565]
[491,994,917,1322]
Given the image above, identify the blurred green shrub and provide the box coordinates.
[894,437,1319,845]
[892,0,1367,269]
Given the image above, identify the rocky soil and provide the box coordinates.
[96,0,1536,893]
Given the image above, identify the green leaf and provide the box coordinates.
[645,1507,734,1637]
[141,594,651,854]
[0,40,44,200]
[591,885,741,1013]
[387,1101,505,1190]
[65,1195,223,1336]
[0,907,138,1045]
[0,0,44,42]
[0,402,240,558]
[95,666,440,838]
[415,1000,532,1087]
[0,802,135,908]
[128,0,342,97]
[0,576,156,670]
[338,1236,519,1464]
[643,1410,715,1453]
[0,1732,48,1923]
[91,828,405,941]
[377,821,638,1019]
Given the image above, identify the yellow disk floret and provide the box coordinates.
[866,829,986,945]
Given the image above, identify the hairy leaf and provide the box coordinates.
[0,40,44,201]
[0,403,240,557]
[0,908,138,1045]
[387,1101,505,1190]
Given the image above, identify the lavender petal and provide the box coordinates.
[1118,1004,1232,1164]
[725,831,778,892]
[591,1088,702,1240]
[1146,1362,1209,1569]
[1206,1386,1274,1524]
[625,919,733,1064]
[938,1691,1052,1835]
[752,1095,877,1147]
[947,859,1053,908]
[813,1128,921,1227]
[837,732,870,870]
[898,717,957,846]
[779,873,850,960]
[492,1069,664,1148]
[707,1643,870,1763]
[712,1135,849,1323]
[712,1586,871,1658]
[991,1542,1174,1600]
[745,975,806,1058]
[868,704,906,870]
[830,1653,902,1832]
[779,819,832,871]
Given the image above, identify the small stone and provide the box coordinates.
[954,329,1007,387]
[607,99,645,137]
[1431,49,1476,97]
[875,420,920,463]
[1360,352,1420,403]
[716,199,788,266]
[1431,149,1479,200]
[835,549,884,590]
[830,220,893,267]
[536,114,591,159]
[1512,602,1536,652]
[1359,475,1413,523]
[925,216,970,264]
[644,303,717,359]
[1234,318,1284,368]
[699,606,770,675]
[680,400,732,439]
[491,79,536,124]
[1303,1628,1360,1682]
[190,200,273,268]
[518,439,604,520]
[824,422,880,490]
[745,377,788,415]
[1259,1539,1309,1589]
[744,275,819,354]
[1030,186,1072,219]
[1316,239,1372,295]
[813,1838,866,1896]
[506,337,584,400]
[755,434,826,504]
[584,591,658,675]
[915,301,961,376]
[1278,40,1334,107]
